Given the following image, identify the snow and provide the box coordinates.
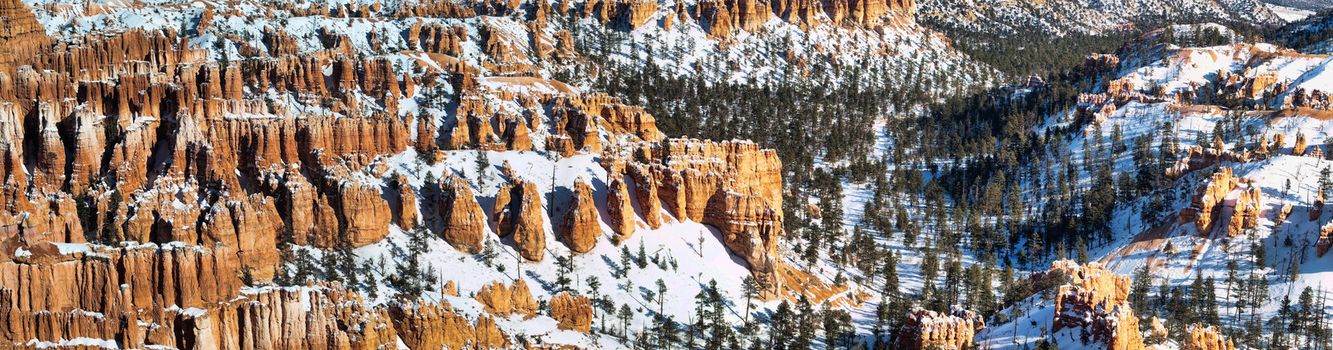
[1288,56,1333,95]
[1267,3,1315,22]
[23,337,120,349]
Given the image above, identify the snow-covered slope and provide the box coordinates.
[918,0,1284,37]
[976,34,1333,348]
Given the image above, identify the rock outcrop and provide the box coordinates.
[892,307,985,350]
[494,180,547,261]
[439,175,487,253]
[1184,324,1235,350]
[389,300,510,350]
[1226,180,1262,237]
[1293,132,1308,156]
[606,173,637,242]
[334,181,393,247]
[644,139,785,292]
[695,0,772,38]
[1049,260,1144,350]
[0,0,51,75]
[1180,167,1238,236]
[773,0,824,28]
[474,280,539,317]
[0,1,810,346]
[394,174,420,228]
[824,0,914,27]
[549,292,593,333]
[703,187,783,291]
[0,244,407,349]
[560,179,601,253]
[628,164,663,229]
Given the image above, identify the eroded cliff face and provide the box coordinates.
[549,292,593,333]
[1048,260,1145,350]
[0,0,51,75]
[475,279,539,317]
[0,243,403,349]
[652,139,786,292]
[606,172,636,242]
[495,180,548,261]
[389,301,510,350]
[1179,167,1262,237]
[560,179,601,253]
[439,175,488,253]
[0,0,802,346]
[1184,324,1235,350]
[892,307,985,350]
[691,0,916,37]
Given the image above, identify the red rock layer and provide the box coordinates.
[0,241,518,349]
[695,0,773,38]
[1180,167,1238,235]
[0,0,52,75]
[582,0,659,29]
[628,164,663,229]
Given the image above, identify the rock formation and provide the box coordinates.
[773,0,823,28]
[823,0,913,27]
[642,139,785,292]
[549,292,593,333]
[0,0,806,345]
[695,0,772,38]
[474,280,539,317]
[394,174,420,228]
[1180,167,1238,235]
[439,175,487,253]
[606,173,637,242]
[0,243,413,349]
[0,0,52,75]
[1294,132,1308,156]
[389,300,510,349]
[1049,260,1144,350]
[494,180,547,261]
[1226,180,1262,237]
[629,164,663,229]
[561,179,601,253]
[615,0,658,29]
[334,181,393,247]
[892,307,985,350]
[704,187,783,292]
[1184,324,1235,350]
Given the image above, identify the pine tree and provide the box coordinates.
[1323,166,1332,199]
[637,241,649,269]
[656,279,667,317]
[587,276,602,331]
[883,250,900,298]
[618,303,633,337]
[741,276,758,327]
[771,301,795,348]
[1130,263,1153,316]
[100,190,122,244]
[618,245,633,278]
[388,226,431,298]
[555,253,575,293]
